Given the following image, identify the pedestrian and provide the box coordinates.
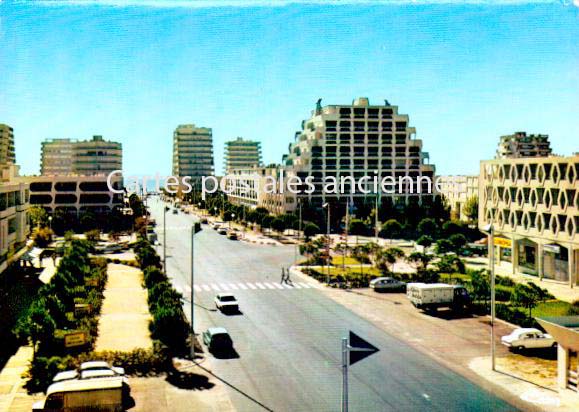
[281,267,286,284]
[286,268,292,285]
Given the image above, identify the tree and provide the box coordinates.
[29,206,49,228]
[417,218,437,238]
[435,255,466,274]
[463,195,479,224]
[16,300,56,356]
[260,215,274,231]
[303,222,320,240]
[376,248,404,274]
[448,233,468,252]
[416,235,433,248]
[470,270,490,307]
[406,252,433,272]
[271,217,286,235]
[348,219,368,237]
[512,283,541,320]
[442,220,462,237]
[380,219,403,240]
[435,238,454,255]
[31,227,54,248]
[84,229,101,242]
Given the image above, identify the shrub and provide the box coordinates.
[31,227,54,248]
[567,300,579,316]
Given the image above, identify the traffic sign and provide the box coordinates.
[348,331,379,366]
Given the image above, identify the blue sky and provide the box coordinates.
[1,0,578,177]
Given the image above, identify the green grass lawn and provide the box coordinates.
[438,273,471,283]
[530,300,573,318]
[331,256,362,266]
[310,265,382,278]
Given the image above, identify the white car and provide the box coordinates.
[214,293,239,313]
[80,361,125,376]
[501,328,556,351]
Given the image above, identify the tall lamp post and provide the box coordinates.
[483,223,496,371]
[323,202,331,284]
[163,206,169,275]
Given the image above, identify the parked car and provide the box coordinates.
[53,361,124,384]
[80,361,125,376]
[501,328,556,351]
[218,228,228,235]
[172,208,178,214]
[406,283,471,312]
[200,218,208,224]
[369,277,406,292]
[215,293,239,312]
[227,230,238,240]
[203,327,234,353]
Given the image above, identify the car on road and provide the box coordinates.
[218,227,228,235]
[501,328,556,351]
[227,230,238,240]
[80,361,125,376]
[172,208,178,214]
[200,218,208,224]
[215,293,239,312]
[203,327,234,353]
[369,277,406,292]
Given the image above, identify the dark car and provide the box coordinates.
[203,327,233,353]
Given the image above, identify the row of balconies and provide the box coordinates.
[484,207,577,238]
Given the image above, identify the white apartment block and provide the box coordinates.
[40,135,122,176]
[437,175,479,222]
[225,165,297,215]
[0,124,16,166]
[172,124,214,182]
[224,137,262,174]
[282,98,436,207]
[479,155,578,287]
[496,131,552,159]
[0,165,30,274]
[15,174,124,217]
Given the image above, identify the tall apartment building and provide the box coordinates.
[0,124,16,166]
[40,135,122,176]
[496,131,552,159]
[224,137,262,174]
[172,124,214,182]
[479,155,578,287]
[41,138,74,175]
[282,97,436,207]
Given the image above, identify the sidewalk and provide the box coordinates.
[0,346,42,412]
[465,257,578,303]
[94,263,152,352]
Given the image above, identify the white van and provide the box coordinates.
[32,376,129,412]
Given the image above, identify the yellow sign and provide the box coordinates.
[494,237,511,248]
[64,331,87,348]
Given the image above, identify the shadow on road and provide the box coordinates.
[211,348,240,360]
[222,309,244,317]
[193,362,275,412]
[165,368,216,390]
[423,309,476,320]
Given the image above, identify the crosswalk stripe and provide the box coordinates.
[298,282,311,289]
[246,283,257,290]
[274,283,285,289]
[282,283,293,289]
[219,283,229,290]
[237,283,248,290]
[263,282,276,289]
[210,283,221,291]
[291,283,302,289]
[255,282,266,289]
[202,285,211,291]
[193,285,202,292]
[228,283,239,290]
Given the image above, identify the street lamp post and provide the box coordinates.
[323,202,331,284]
[230,213,235,229]
[484,223,496,371]
[190,225,195,359]
[163,206,168,276]
[48,216,53,232]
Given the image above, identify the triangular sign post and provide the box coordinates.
[341,332,380,412]
[349,331,379,366]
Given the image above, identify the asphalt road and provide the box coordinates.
[148,197,515,412]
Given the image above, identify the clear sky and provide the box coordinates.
[1,0,578,177]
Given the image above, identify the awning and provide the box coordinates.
[537,316,579,352]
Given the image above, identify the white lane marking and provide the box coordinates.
[274,283,285,289]
[219,283,229,291]
[298,282,311,289]
[202,285,211,291]
[246,283,257,290]
[255,282,266,289]
[282,283,293,289]
[228,283,238,290]
[210,283,221,291]
[193,285,202,292]
[263,282,276,289]
[291,283,302,289]
[237,283,248,290]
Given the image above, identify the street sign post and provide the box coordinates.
[341,331,380,412]
[190,222,202,358]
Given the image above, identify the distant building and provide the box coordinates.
[40,135,122,176]
[282,97,436,209]
[479,154,578,288]
[41,138,74,175]
[225,165,297,215]
[496,132,552,159]
[172,124,214,186]
[437,175,478,222]
[0,124,16,166]
[224,137,262,174]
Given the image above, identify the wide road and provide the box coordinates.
[148,197,514,412]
